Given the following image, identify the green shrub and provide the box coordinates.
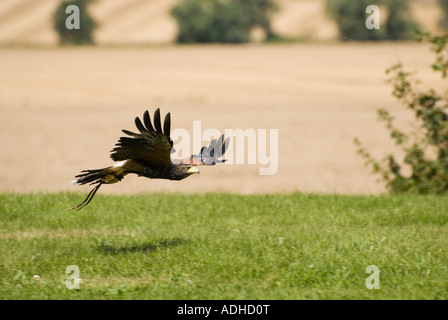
[355,32,448,194]
[170,0,277,43]
[53,0,97,45]
[325,0,419,41]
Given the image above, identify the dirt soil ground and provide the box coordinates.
[0,43,445,195]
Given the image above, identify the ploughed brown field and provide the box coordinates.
[0,43,444,195]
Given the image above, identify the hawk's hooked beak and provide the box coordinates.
[187,167,200,174]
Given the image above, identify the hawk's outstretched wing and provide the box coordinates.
[175,134,230,166]
[110,109,173,165]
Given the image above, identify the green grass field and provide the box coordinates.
[0,192,447,299]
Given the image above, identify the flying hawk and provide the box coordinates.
[69,109,229,210]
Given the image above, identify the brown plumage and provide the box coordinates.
[69,109,229,210]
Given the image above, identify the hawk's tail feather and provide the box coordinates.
[71,164,125,186]
[69,164,125,210]
[72,167,109,185]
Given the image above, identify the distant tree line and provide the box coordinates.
[53,0,448,45]
[325,0,419,41]
[54,0,96,45]
[441,0,448,30]
[170,0,277,43]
